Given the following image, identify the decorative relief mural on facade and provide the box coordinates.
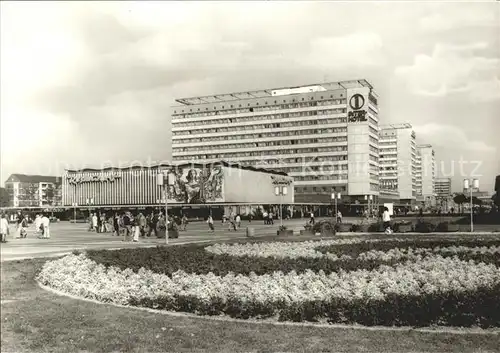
[168,165,224,204]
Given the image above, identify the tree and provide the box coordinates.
[453,193,467,213]
[45,184,55,206]
[492,193,500,212]
[0,187,9,208]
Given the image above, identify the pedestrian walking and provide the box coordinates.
[207,215,215,232]
[92,213,98,232]
[235,214,241,229]
[19,215,29,238]
[181,215,188,231]
[133,215,140,242]
[99,214,106,233]
[34,214,42,237]
[228,212,237,231]
[383,207,392,234]
[122,212,133,242]
[0,214,10,243]
[139,213,147,237]
[310,211,315,225]
[113,213,119,236]
[41,214,51,239]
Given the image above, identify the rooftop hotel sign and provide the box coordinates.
[348,93,367,123]
[271,175,292,186]
[68,173,122,185]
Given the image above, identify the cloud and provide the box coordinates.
[414,123,497,153]
[306,32,385,68]
[395,42,500,102]
[1,1,498,190]
[419,5,499,32]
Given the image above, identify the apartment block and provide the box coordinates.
[4,174,62,207]
[379,123,417,204]
[416,144,436,207]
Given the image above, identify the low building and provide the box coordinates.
[4,174,62,207]
[62,161,294,217]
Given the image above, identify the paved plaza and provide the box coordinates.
[1,216,497,262]
[0,218,314,262]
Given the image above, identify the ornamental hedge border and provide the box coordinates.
[84,238,500,277]
[129,284,500,328]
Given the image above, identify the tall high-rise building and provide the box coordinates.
[171,80,380,204]
[379,123,417,204]
[416,144,436,207]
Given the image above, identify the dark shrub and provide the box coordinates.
[312,220,336,235]
[414,220,436,233]
[129,285,500,328]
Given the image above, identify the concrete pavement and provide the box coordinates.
[0,218,312,262]
[2,217,498,262]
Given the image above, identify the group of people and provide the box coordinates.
[0,213,52,243]
[221,212,242,231]
[87,211,172,242]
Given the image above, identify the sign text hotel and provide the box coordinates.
[271,175,292,186]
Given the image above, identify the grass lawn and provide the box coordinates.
[1,257,500,353]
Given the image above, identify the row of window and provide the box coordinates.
[295,186,347,193]
[173,118,349,136]
[284,165,349,173]
[369,136,378,145]
[379,142,398,147]
[172,147,349,161]
[256,156,351,165]
[173,108,348,128]
[173,128,348,144]
[173,99,348,118]
[293,175,349,181]
[173,137,349,153]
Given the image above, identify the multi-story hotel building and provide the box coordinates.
[416,144,436,207]
[379,123,417,204]
[171,80,380,204]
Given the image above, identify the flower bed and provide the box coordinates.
[37,236,500,328]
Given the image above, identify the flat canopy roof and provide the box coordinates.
[175,79,374,106]
[380,123,413,130]
[66,160,289,176]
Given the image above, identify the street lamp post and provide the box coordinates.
[157,172,175,245]
[274,185,288,228]
[85,198,94,218]
[72,202,78,223]
[331,192,341,222]
[464,178,479,233]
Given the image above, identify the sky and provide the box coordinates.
[1,1,499,193]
